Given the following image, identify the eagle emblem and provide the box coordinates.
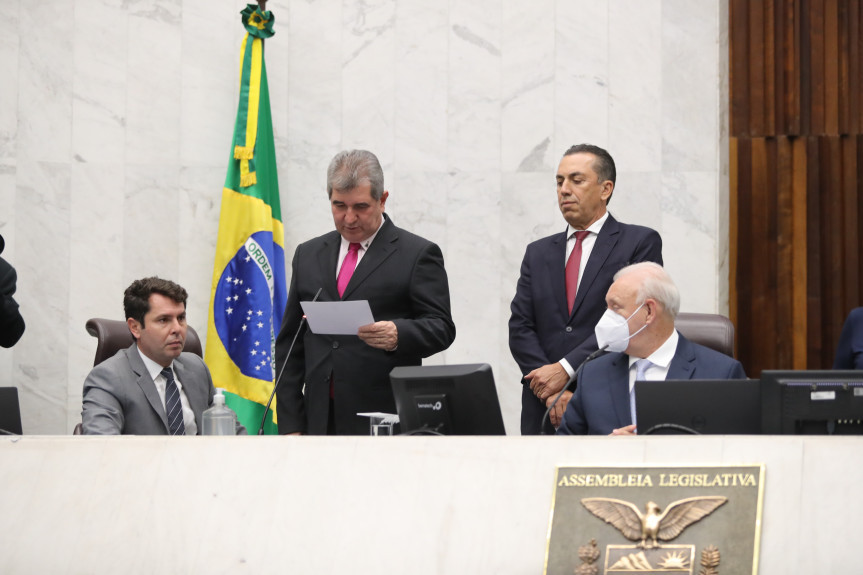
[580,496,727,548]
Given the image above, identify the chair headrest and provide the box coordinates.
[85,318,204,366]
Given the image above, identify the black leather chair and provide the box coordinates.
[74,318,204,434]
[674,312,735,358]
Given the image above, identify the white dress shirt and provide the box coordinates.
[137,348,198,435]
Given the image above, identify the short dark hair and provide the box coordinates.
[563,144,617,204]
[326,149,385,200]
[124,277,187,327]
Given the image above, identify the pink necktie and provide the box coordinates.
[565,231,590,314]
[337,243,361,298]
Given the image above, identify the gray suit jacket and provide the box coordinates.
[82,344,245,435]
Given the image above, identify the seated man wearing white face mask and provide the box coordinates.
[556,262,746,436]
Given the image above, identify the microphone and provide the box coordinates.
[539,344,609,435]
[258,287,322,435]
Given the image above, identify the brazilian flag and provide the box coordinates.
[206,4,286,434]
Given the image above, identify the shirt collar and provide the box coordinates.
[136,345,174,382]
[566,210,609,238]
[340,215,386,252]
[628,329,679,370]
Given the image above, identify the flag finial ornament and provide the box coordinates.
[241,4,275,38]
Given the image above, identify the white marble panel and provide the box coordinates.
[67,163,126,423]
[341,0,396,164]
[0,0,20,164]
[178,166,225,345]
[0,170,14,236]
[445,171,504,411]
[608,0,662,173]
[2,436,863,572]
[280,165,334,260]
[286,0,342,170]
[124,0,182,165]
[122,165,181,281]
[798,437,862,572]
[501,1,555,172]
[553,1,609,153]
[661,171,719,313]
[716,165,730,315]
[608,170,663,238]
[16,0,73,163]
[716,0,731,316]
[394,0,448,172]
[71,0,128,165]
[265,1,290,171]
[725,435,802,568]
[388,171,448,256]
[14,160,71,433]
[661,0,720,172]
[448,0,502,173]
[179,0,237,167]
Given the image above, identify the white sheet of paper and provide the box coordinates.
[300,300,375,335]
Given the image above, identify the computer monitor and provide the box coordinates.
[0,387,23,435]
[389,363,506,435]
[635,379,761,435]
[761,370,863,434]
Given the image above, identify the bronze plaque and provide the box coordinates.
[544,465,764,575]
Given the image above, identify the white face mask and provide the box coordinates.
[594,302,647,353]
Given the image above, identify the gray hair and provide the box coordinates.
[326,149,385,200]
[613,262,680,319]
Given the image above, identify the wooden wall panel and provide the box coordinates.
[791,137,808,369]
[775,137,794,368]
[731,0,863,375]
[731,0,751,135]
[750,1,768,136]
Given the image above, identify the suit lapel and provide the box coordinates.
[341,216,398,300]
[608,353,633,426]
[127,345,170,432]
[572,214,620,317]
[666,333,696,380]
[544,230,570,319]
[319,232,342,299]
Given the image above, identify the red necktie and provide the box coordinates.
[565,231,590,314]
[337,243,361,298]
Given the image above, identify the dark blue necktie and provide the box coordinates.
[161,367,186,436]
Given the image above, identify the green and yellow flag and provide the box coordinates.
[206,4,285,434]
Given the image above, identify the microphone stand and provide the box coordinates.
[539,345,609,435]
[258,288,322,435]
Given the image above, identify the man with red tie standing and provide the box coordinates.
[509,144,663,434]
[275,150,456,435]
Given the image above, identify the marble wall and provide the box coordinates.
[0,0,729,434]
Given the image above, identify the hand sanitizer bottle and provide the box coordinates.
[202,388,237,435]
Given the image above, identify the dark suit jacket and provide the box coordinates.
[0,256,25,348]
[556,333,747,435]
[275,215,456,435]
[82,344,245,435]
[509,214,662,434]
[834,307,863,369]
